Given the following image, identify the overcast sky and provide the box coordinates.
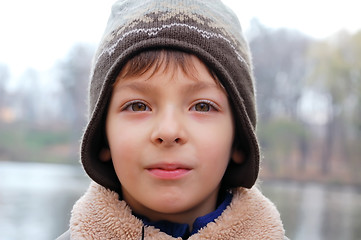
[0,0,360,78]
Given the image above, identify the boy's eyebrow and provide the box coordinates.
[114,81,154,93]
[181,81,223,94]
[114,81,224,95]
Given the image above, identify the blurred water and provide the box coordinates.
[0,161,90,240]
[260,180,361,240]
[0,161,360,240]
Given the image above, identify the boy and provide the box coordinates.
[58,0,286,239]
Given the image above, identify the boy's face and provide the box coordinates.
[105,54,238,224]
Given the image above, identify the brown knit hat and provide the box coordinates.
[81,0,259,192]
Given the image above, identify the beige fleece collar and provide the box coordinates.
[69,182,284,239]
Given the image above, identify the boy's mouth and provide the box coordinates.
[146,163,192,179]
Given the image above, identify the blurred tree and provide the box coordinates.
[56,43,95,136]
[307,30,361,176]
[17,68,40,124]
[258,118,309,175]
[249,20,311,176]
[348,31,361,136]
[0,63,10,111]
[342,31,361,182]
[249,19,310,122]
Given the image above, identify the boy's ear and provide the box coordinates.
[99,148,111,162]
[231,149,244,164]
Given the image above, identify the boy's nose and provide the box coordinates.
[150,108,187,146]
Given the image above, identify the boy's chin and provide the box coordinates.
[127,189,219,225]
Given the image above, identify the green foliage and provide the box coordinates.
[257,118,309,174]
[0,123,76,163]
[308,32,355,105]
[306,30,361,179]
[258,118,308,151]
[24,128,69,148]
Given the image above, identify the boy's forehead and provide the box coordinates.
[115,77,221,92]
[112,77,229,102]
[113,67,224,92]
[113,50,226,93]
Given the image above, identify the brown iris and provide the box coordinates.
[131,102,147,111]
[194,102,210,112]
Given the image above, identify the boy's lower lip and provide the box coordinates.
[147,168,191,179]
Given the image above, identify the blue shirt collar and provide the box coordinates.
[134,192,233,239]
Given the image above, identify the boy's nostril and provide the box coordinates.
[156,138,181,144]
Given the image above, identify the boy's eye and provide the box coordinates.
[132,102,147,111]
[194,102,210,112]
[191,101,218,112]
[123,101,150,112]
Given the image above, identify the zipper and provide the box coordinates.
[141,225,145,239]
